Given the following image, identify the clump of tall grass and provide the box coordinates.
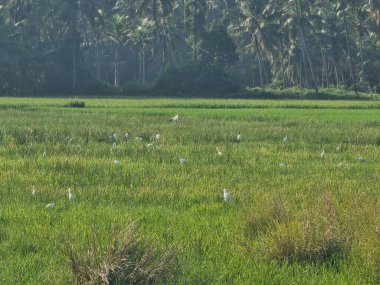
[244,194,289,239]
[65,98,86,108]
[64,223,175,284]
[357,200,380,282]
[245,192,352,265]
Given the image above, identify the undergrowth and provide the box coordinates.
[64,223,175,285]
[244,192,352,265]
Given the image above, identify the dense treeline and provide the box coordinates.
[0,0,380,95]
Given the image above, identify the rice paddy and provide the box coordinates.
[0,97,380,284]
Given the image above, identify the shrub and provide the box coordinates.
[65,98,86,108]
[242,86,378,100]
[80,81,119,95]
[153,63,239,96]
[121,81,151,96]
[245,192,352,265]
[268,215,350,264]
[64,223,175,285]
[244,194,289,239]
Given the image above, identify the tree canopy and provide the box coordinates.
[1,0,380,95]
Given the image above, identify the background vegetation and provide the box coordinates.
[1,0,380,95]
[0,97,380,284]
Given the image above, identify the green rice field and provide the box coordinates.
[0,97,380,284]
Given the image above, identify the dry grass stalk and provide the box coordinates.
[65,223,175,284]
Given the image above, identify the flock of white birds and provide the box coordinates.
[37,113,235,208]
[37,113,366,208]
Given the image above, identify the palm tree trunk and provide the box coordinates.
[72,39,77,90]
[295,0,318,92]
[252,65,255,87]
[142,45,146,84]
[254,35,267,87]
[139,46,142,82]
[280,38,286,88]
[258,54,263,87]
[298,49,303,87]
[193,38,197,61]
[114,45,119,88]
[162,27,167,65]
[358,12,365,84]
[343,8,355,88]
[299,27,317,91]
[320,43,326,87]
[71,11,78,91]
[333,61,339,86]
[96,42,101,82]
[300,40,308,88]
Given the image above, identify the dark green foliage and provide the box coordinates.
[65,98,86,108]
[121,81,151,96]
[154,63,239,95]
[80,82,119,95]
[198,25,239,68]
[240,87,376,100]
[1,0,380,95]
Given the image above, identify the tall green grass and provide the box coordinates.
[0,98,379,284]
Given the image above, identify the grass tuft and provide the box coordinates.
[246,192,352,265]
[244,194,289,239]
[65,98,86,108]
[64,223,175,285]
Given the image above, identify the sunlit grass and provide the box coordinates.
[0,98,379,284]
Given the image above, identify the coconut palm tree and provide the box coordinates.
[49,0,106,90]
[136,0,174,65]
[128,17,155,83]
[184,0,207,61]
[238,0,281,87]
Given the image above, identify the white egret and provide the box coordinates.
[336,162,346,167]
[178,156,188,164]
[216,147,222,156]
[279,162,286,168]
[320,148,325,158]
[169,114,180,124]
[336,143,342,151]
[236,133,241,143]
[112,142,117,149]
[46,203,55,209]
[43,149,47,157]
[68,188,75,203]
[112,133,118,140]
[113,160,121,164]
[283,135,288,143]
[125,132,131,140]
[223,189,231,203]
[147,142,154,147]
[32,185,36,196]
[357,157,365,163]
[150,133,160,143]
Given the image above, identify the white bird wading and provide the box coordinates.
[68,188,75,203]
[223,189,231,203]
